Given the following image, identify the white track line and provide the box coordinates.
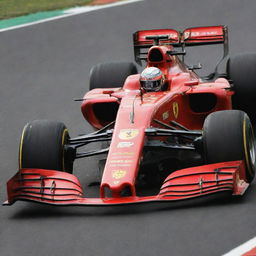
[222,236,256,256]
[0,0,144,33]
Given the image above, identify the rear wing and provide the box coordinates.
[183,26,226,45]
[133,29,180,47]
[133,25,228,66]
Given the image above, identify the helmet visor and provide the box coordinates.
[140,79,162,91]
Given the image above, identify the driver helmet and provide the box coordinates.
[140,67,164,92]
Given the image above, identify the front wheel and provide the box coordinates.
[19,120,73,173]
[203,110,256,182]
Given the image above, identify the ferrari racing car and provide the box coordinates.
[4,25,256,206]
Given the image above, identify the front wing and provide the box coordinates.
[4,161,249,206]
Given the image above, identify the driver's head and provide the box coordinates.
[140,67,164,92]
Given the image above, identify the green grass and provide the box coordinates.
[0,0,94,20]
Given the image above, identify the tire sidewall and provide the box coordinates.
[19,120,72,173]
[203,110,256,182]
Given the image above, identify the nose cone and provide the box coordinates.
[100,127,145,198]
[99,93,154,198]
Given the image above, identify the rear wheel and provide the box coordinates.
[89,62,138,90]
[203,110,256,182]
[19,120,73,173]
[227,53,256,122]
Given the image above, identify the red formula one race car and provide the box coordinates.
[4,25,256,206]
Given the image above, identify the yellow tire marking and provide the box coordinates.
[62,128,68,171]
[19,123,28,169]
[243,117,253,177]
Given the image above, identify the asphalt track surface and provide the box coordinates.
[1,0,256,255]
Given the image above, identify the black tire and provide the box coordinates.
[203,110,256,182]
[19,120,73,173]
[227,53,256,122]
[89,62,138,90]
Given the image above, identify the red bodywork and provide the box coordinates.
[4,26,250,206]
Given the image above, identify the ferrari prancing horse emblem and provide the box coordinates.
[118,129,139,140]
[173,102,179,119]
